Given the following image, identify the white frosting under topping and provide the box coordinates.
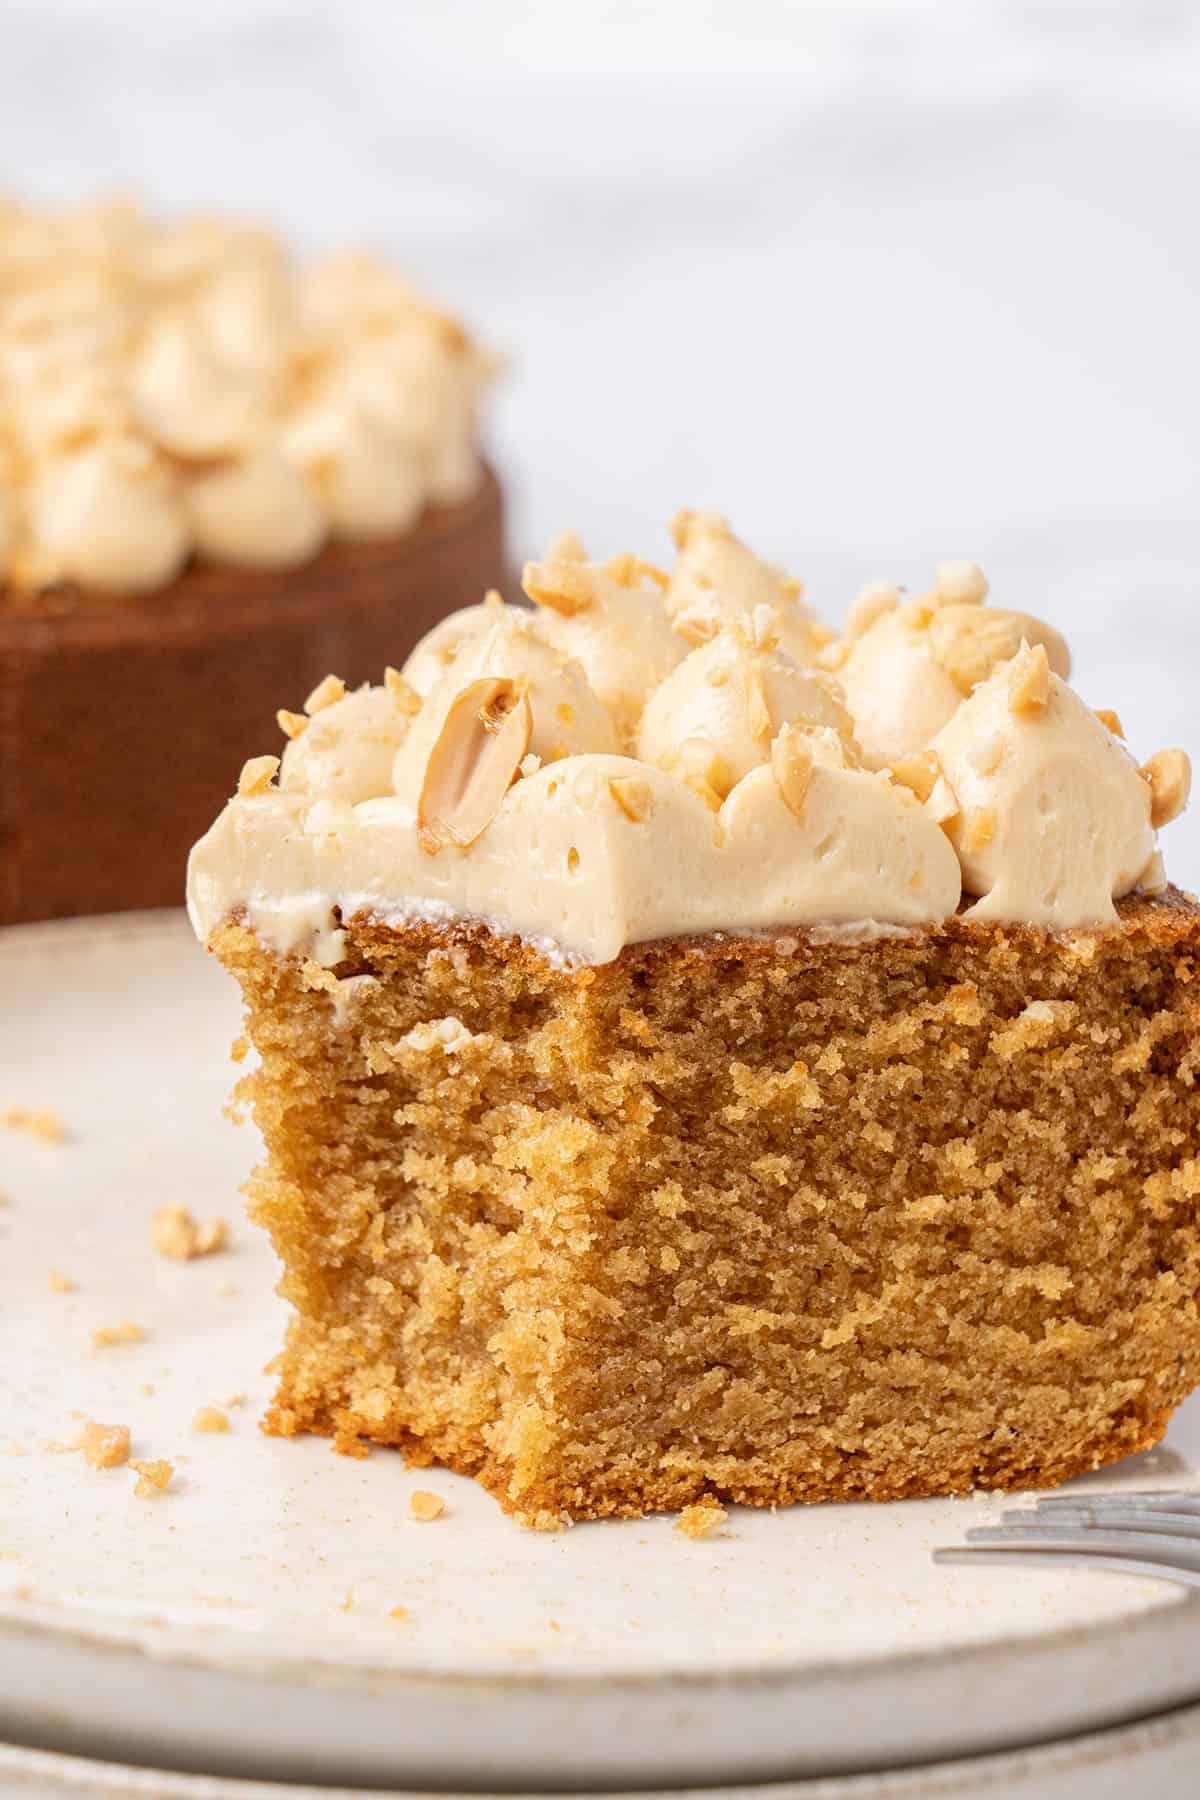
[186,524,1191,960]
[0,198,492,595]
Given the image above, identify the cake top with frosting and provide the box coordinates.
[188,511,1191,964]
[0,196,492,596]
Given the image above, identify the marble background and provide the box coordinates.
[4,1,1198,881]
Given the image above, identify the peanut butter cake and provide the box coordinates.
[0,197,503,923]
[189,515,1200,1527]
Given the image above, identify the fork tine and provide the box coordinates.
[962,1525,1200,1572]
[1032,1490,1200,1515]
[933,1546,1200,1590]
[997,1506,1200,1540]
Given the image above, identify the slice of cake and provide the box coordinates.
[188,522,1200,1528]
[0,197,504,924]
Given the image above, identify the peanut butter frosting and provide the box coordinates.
[0,197,492,594]
[187,517,1191,963]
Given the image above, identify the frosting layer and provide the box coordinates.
[0,198,492,593]
[187,520,1191,961]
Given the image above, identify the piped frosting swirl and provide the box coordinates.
[187,516,1191,963]
[0,197,492,594]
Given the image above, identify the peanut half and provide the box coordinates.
[418,678,532,854]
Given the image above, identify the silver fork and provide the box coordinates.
[934,1490,1200,1589]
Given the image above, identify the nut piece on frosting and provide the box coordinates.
[665,510,825,666]
[638,614,856,799]
[771,723,816,818]
[1142,749,1192,830]
[393,604,618,802]
[927,605,1070,698]
[417,677,532,854]
[837,571,1071,770]
[931,655,1159,927]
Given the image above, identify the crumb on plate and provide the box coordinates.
[674,1500,728,1540]
[192,1406,230,1434]
[130,1459,173,1498]
[80,1422,131,1469]
[91,1321,146,1350]
[410,1490,445,1521]
[152,1204,229,1260]
[1,1105,65,1143]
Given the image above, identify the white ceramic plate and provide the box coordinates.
[2,911,1200,1791]
[5,1697,1200,1800]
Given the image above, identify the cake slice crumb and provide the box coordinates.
[91,1321,146,1350]
[130,1459,173,1497]
[192,1407,230,1434]
[152,1204,230,1260]
[389,1604,409,1621]
[80,1422,131,1469]
[410,1489,445,1521]
[674,1500,728,1540]
[2,1105,65,1143]
[47,1268,75,1294]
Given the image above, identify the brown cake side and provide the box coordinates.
[0,465,504,925]
[210,889,1200,1528]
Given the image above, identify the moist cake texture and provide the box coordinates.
[189,517,1199,1525]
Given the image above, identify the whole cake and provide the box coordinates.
[0,198,504,924]
[188,515,1200,1528]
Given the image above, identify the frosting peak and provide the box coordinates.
[522,551,683,740]
[665,510,827,666]
[836,579,1072,771]
[637,622,855,799]
[930,651,1156,927]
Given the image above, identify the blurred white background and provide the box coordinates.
[4,0,1198,876]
